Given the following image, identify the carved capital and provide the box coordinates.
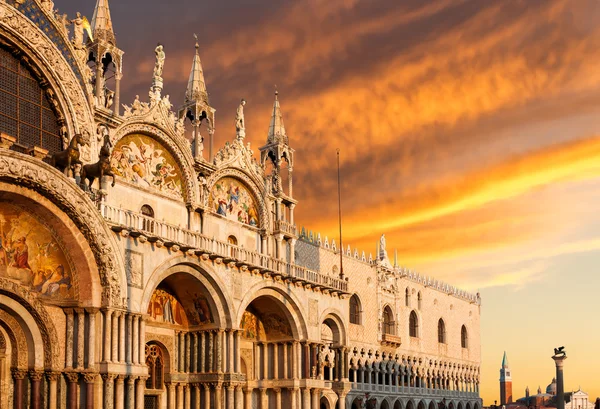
[82,372,98,383]
[11,368,27,380]
[102,373,117,382]
[29,370,44,381]
[64,372,80,383]
[46,371,62,382]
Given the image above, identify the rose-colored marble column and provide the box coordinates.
[11,369,27,409]
[46,371,61,409]
[83,372,97,409]
[29,371,44,409]
[65,372,79,409]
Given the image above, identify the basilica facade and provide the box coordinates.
[0,1,482,409]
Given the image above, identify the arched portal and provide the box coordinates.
[394,400,403,409]
[381,399,390,409]
[321,396,331,409]
[418,401,427,409]
[429,401,437,409]
[466,403,472,409]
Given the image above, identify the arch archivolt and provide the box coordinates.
[236,281,308,340]
[206,167,269,230]
[0,3,95,152]
[319,307,348,346]
[141,256,234,328]
[0,310,27,368]
[0,151,127,307]
[113,121,199,206]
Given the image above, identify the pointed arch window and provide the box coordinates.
[382,306,394,335]
[350,294,362,325]
[438,318,446,344]
[461,325,468,349]
[145,343,164,390]
[409,311,419,338]
[417,292,422,309]
[405,288,410,307]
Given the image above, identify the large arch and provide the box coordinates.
[0,3,95,151]
[141,257,234,327]
[0,153,128,306]
[236,281,308,340]
[319,308,348,347]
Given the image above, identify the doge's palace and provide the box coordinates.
[0,1,482,409]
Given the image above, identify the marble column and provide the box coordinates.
[200,332,206,373]
[178,332,185,372]
[167,383,176,409]
[104,310,113,362]
[126,377,136,409]
[293,341,300,379]
[215,384,223,409]
[337,393,347,409]
[12,369,27,409]
[302,388,311,409]
[203,384,211,409]
[114,72,122,116]
[139,317,146,365]
[126,315,133,364]
[65,309,74,368]
[311,389,320,409]
[227,385,235,409]
[260,388,268,409]
[254,343,260,380]
[186,333,191,373]
[283,343,288,379]
[288,388,297,409]
[228,330,234,373]
[191,333,198,373]
[103,374,116,409]
[218,330,225,373]
[116,375,126,409]
[303,343,310,379]
[83,373,97,409]
[65,372,79,409]
[87,308,98,369]
[76,308,85,368]
[273,343,279,379]
[29,370,43,409]
[274,388,282,409]
[194,384,201,409]
[262,343,268,380]
[553,355,567,409]
[136,377,147,409]
[235,331,241,373]
[235,386,243,409]
[177,383,184,409]
[132,315,139,365]
[119,313,126,363]
[184,384,191,409]
[244,388,252,409]
[208,332,214,372]
[46,371,61,409]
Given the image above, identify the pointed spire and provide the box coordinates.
[185,34,208,104]
[502,351,509,367]
[267,89,287,144]
[91,0,115,43]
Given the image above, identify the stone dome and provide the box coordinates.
[546,378,557,395]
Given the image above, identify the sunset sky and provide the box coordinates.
[61,0,600,403]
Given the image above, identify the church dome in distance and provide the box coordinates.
[546,378,557,395]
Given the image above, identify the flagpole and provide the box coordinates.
[337,149,344,278]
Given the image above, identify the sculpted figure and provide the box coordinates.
[380,234,386,253]
[81,133,116,189]
[131,95,142,114]
[153,44,165,78]
[50,133,88,176]
[71,12,84,47]
[235,99,246,132]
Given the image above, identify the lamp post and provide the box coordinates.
[552,347,567,409]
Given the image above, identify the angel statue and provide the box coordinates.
[153,44,165,79]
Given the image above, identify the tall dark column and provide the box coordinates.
[65,372,80,409]
[11,369,27,409]
[29,371,43,409]
[553,354,567,409]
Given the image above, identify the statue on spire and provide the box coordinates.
[235,98,246,140]
[153,44,166,79]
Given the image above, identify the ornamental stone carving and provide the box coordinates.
[0,309,28,368]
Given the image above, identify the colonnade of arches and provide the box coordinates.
[348,396,482,409]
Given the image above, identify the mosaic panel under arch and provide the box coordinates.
[147,287,213,327]
[240,309,292,341]
[209,177,259,227]
[110,134,183,199]
[0,203,75,300]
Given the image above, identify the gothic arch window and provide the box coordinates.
[405,288,410,307]
[461,325,468,349]
[409,310,419,338]
[417,292,422,309]
[145,343,164,390]
[140,205,155,233]
[438,318,446,344]
[350,294,362,325]
[0,45,64,155]
[228,235,238,246]
[382,305,394,335]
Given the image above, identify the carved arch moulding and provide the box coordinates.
[0,3,95,154]
[0,150,127,308]
[206,167,269,230]
[112,122,199,206]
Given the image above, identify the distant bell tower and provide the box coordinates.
[87,0,124,115]
[500,351,513,405]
